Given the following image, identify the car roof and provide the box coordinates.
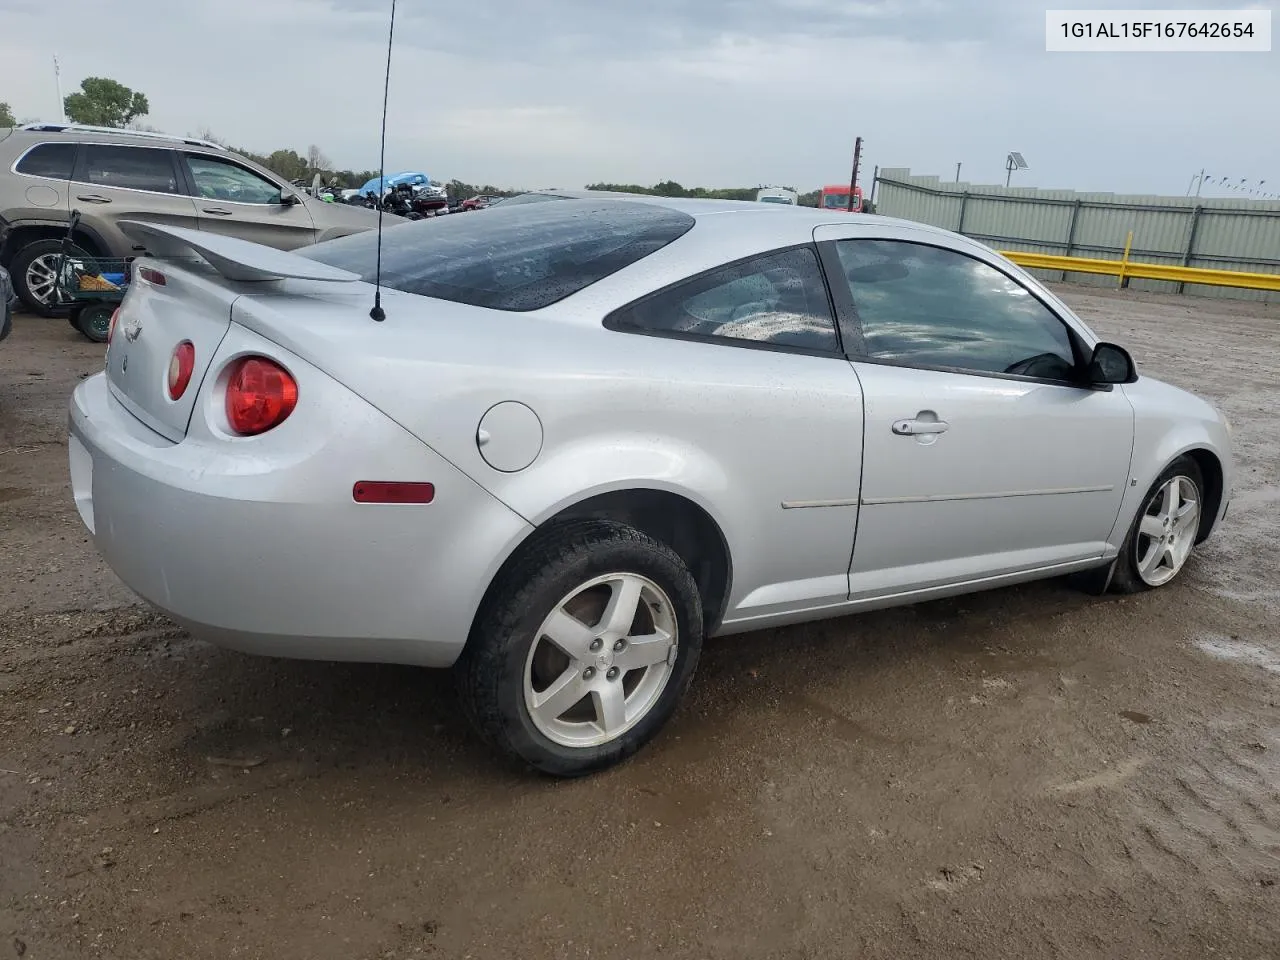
[6,123,226,151]
[473,195,960,321]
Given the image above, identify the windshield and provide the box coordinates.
[823,193,851,208]
[759,196,794,204]
[301,199,695,312]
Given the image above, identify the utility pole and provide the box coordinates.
[955,162,962,183]
[53,54,66,122]
[1186,169,1206,197]
[846,136,863,212]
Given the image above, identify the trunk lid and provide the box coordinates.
[104,220,362,441]
[104,260,241,441]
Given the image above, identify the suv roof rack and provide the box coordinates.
[17,123,224,150]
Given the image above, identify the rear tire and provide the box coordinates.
[455,520,704,777]
[10,239,81,317]
[1109,456,1205,594]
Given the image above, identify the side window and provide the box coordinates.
[75,144,180,194]
[833,239,1078,381]
[15,142,77,179]
[609,246,839,353]
[184,155,283,204]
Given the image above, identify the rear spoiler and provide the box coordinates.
[118,220,361,284]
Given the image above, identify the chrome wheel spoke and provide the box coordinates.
[531,667,587,724]
[1174,499,1199,533]
[1139,541,1165,579]
[598,576,643,639]
[614,629,673,672]
[1139,515,1165,539]
[542,609,596,660]
[592,683,627,735]
[1161,477,1180,518]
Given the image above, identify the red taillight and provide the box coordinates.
[352,481,435,504]
[107,307,121,344]
[138,267,166,286]
[224,357,298,436]
[167,341,195,400]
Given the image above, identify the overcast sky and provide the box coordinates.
[1,0,1275,197]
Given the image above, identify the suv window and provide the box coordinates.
[608,246,839,353]
[185,154,283,204]
[15,142,77,179]
[833,239,1077,380]
[75,144,181,194]
[302,199,695,312]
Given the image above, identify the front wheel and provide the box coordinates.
[1110,456,1205,593]
[455,520,704,777]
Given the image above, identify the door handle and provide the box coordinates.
[76,194,112,203]
[892,418,950,436]
[202,207,233,216]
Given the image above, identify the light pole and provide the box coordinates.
[53,54,66,123]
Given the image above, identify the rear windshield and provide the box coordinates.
[302,199,694,311]
[488,192,566,206]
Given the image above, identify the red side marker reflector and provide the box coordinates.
[352,481,435,504]
[138,267,166,286]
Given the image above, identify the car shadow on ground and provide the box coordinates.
[131,573,1107,787]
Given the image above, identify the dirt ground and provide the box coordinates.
[1,286,1277,960]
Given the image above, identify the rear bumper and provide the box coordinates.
[69,369,532,667]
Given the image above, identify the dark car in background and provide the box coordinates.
[1,265,13,343]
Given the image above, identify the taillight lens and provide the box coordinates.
[167,341,195,400]
[107,307,121,345]
[225,357,298,436]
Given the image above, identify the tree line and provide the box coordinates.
[3,78,828,205]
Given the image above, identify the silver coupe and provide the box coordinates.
[68,197,1233,776]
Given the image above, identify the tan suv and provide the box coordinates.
[0,123,391,315]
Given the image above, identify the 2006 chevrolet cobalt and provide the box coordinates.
[68,198,1232,775]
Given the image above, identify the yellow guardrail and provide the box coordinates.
[999,231,1280,292]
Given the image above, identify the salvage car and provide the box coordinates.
[68,198,1233,776]
[0,123,390,315]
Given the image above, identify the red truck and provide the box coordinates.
[818,184,866,213]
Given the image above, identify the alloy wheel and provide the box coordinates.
[1134,474,1201,587]
[24,253,66,308]
[523,572,678,748]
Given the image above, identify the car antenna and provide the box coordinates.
[369,0,398,323]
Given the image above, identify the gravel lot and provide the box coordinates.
[1,287,1278,960]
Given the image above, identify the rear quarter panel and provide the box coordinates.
[232,283,866,623]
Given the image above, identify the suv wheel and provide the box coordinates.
[10,240,75,317]
[456,520,704,777]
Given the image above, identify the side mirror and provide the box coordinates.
[278,189,299,206]
[1087,342,1137,385]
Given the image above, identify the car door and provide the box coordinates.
[69,143,201,256]
[812,224,1135,600]
[178,152,317,250]
[604,244,865,625]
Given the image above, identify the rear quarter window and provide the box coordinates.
[301,199,695,311]
[15,142,77,179]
